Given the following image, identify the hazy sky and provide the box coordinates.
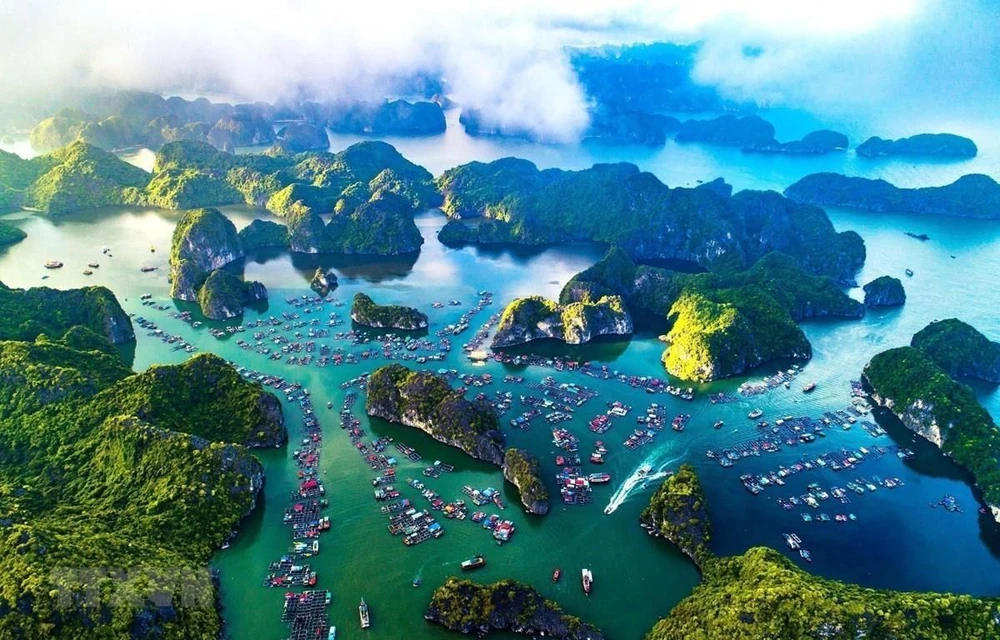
[1,0,996,141]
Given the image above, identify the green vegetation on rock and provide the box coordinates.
[326,191,423,254]
[643,467,1000,639]
[863,275,906,307]
[785,172,1000,219]
[351,292,428,330]
[662,286,810,382]
[863,346,1000,506]
[426,578,603,640]
[238,218,289,252]
[911,319,1000,383]
[21,142,150,215]
[366,364,505,464]
[0,287,285,638]
[0,220,26,246]
[857,133,977,158]
[503,448,549,515]
[437,159,864,283]
[0,280,134,345]
[641,464,710,565]
[492,294,632,347]
[196,269,266,320]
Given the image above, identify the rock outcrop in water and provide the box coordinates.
[0,221,26,246]
[863,275,906,308]
[327,99,446,135]
[674,115,775,147]
[785,172,1000,219]
[502,448,549,515]
[437,159,865,284]
[425,578,604,639]
[911,319,1000,384]
[196,269,267,320]
[492,295,632,348]
[584,106,680,145]
[641,464,710,567]
[309,268,339,296]
[275,123,329,153]
[238,219,289,251]
[743,129,849,155]
[169,208,245,300]
[351,292,428,330]
[366,364,505,464]
[662,288,812,382]
[856,133,977,158]
[863,346,1000,524]
[326,191,424,254]
[207,113,275,150]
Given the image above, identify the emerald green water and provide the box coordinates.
[2,121,1000,638]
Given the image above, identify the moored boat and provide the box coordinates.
[359,598,370,628]
[328,626,336,640]
[588,473,611,484]
[461,554,486,570]
[44,260,63,269]
[803,382,817,393]
[552,567,561,582]
[581,568,593,595]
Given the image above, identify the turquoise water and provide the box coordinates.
[1,111,999,638]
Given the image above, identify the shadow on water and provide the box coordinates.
[365,415,499,476]
[498,335,632,364]
[870,405,1000,559]
[289,251,420,283]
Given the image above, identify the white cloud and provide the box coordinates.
[0,0,995,140]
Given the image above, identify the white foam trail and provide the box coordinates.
[603,450,688,516]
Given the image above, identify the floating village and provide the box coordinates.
[123,283,962,639]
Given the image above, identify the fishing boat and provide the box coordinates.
[412,576,422,588]
[905,268,914,277]
[461,554,486,570]
[328,626,337,640]
[82,269,93,276]
[359,598,370,628]
[140,266,157,273]
[713,420,724,429]
[588,473,611,484]
[799,549,812,563]
[87,262,99,268]
[43,260,63,269]
[748,409,763,419]
[802,382,817,393]
[552,568,561,582]
[581,568,593,595]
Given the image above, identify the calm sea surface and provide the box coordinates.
[1,108,999,638]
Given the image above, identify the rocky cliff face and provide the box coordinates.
[309,268,338,296]
[492,295,632,348]
[171,208,244,272]
[863,275,906,308]
[365,365,505,465]
[911,319,1000,383]
[502,448,549,515]
[351,292,428,330]
[426,578,605,640]
[286,208,333,254]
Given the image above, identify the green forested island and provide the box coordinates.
[436,159,864,283]
[863,345,1000,517]
[561,248,857,381]
[0,284,286,638]
[640,464,710,565]
[0,220,26,246]
[425,578,604,640]
[856,133,977,158]
[365,364,506,464]
[862,275,906,308]
[911,318,1000,383]
[502,448,549,515]
[785,172,1000,219]
[491,295,632,348]
[642,469,1000,639]
[0,281,134,345]
[350,292,428,330]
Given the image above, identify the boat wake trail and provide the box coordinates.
[603,450,687,516]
